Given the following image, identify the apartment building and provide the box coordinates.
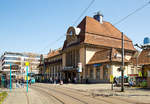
[0,52,40,78]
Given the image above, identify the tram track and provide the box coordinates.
[31,85,88,104]
[65,86,148,104]
[55,85,144,104]
[52,86,131,104]
[32,84,131,104]
[31,86,65,104]
[34,84,148,104]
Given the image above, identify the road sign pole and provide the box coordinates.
[26,66,28,92]
[111,82,113,90]
[110,75,114,90]
[25,62,29,93]
[10,64,12,91]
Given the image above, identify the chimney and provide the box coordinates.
[93,12,103,24]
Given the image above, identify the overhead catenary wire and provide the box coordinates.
[77,1,150,45]
[40,1,150,54]
[39,0,96,53]
[39,34,66,53]
[114,1,150,25]
[73,0,96,26]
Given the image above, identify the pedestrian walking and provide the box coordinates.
[20,78,24,88]
[16,80,20,88]
[68,78,71,83]
[54,78,56,84]
[50,77,53,83]
[114,77,119,86]
[60,80,63,85]
[29,79,31,85]
[74,77,77,84]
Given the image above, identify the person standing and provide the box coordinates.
[50,77,53,83]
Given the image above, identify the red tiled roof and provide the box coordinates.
[88,48,129,65]
[87,49,111,64]
[63,16,135,51]
[79,16,131,41]
[138,49,150,65]
[47,48,62,58]
[84,32,135,50]
[79,16,135,51]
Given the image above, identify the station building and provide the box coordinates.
[62,13,136,83]
[44,49,62,81]
[41,13,137,83]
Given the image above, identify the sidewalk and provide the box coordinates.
[3,88,28,104]
[2,85,55,104]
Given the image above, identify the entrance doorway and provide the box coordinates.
[63,71,77,83]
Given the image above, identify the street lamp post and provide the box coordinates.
[121,32,124,92]
[10,64,12,91]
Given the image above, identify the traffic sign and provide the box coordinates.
[139,72,142,77]
[110,75,114,82]
[25,62,29,66]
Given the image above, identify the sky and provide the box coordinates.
[0,0,150,55]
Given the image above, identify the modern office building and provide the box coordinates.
[0,52,40,78]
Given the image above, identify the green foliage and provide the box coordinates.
[0,91,8,104]
[139,81,147,87]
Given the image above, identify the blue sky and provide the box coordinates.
[0,0,150,55]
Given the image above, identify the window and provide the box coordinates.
[5,57,21,60]
[103,65,108,80]
[90,69,93,79]
[69,31,73,35]
[96,67,100,79]
[5,62,16,65]
[66,50,79,67]
[131,69,134,74]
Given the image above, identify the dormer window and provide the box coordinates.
[69,31,73,35]
[67,26,81,36]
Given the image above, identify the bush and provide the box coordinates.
[0,91,8,104]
